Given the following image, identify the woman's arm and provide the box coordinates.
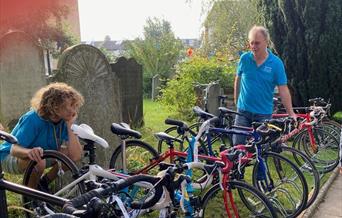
[10,144,43,162]
[64,114,82,162]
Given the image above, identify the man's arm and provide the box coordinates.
[278,85,296,118]
[234,76,241,106]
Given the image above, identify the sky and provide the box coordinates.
[78,0,208,42]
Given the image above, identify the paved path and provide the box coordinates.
[311,173,342,218]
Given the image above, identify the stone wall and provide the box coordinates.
[0,31,47,127]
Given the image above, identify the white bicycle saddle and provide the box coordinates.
[71,124,109,148]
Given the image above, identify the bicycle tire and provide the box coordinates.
[277,145,320,208]
[320,119,341,140]
[108,139,159,175]
[201,180,277,218]
[252,151,308,218]
[293,127,339,173]
[22,150,85,218]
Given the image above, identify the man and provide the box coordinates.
[233,25,296,145]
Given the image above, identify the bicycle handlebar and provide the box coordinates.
[165,118,189,130]
[62,175,163,216]
[0,130,18,144]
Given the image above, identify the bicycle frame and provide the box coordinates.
[110,146,222,175]
[0,163,68,218]
[272,112,318,152]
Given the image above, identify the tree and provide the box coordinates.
[257,0,342,113]
[100,35,116,62]
[124,17,184,97]
[201,0,260,59]
[0,0,77,55]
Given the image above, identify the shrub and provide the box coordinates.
[332,111,342,124]
[160,56,235,119]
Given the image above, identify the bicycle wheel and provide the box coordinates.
[22,150,85,217]
[294,127,339,173]
[320,119,341,141]
[109,139,159,175]
[275,145,320,208]
[201,181,277,218]
[252,152,308,218]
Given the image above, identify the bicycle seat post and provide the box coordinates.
[120,135,129,174]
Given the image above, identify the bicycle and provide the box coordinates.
[0,130,163,218]
[109,116,309,217]
[272,105,340,173]
[153,125,279,217]
[22,124,161,217]
[157,106,234,155]
[273,97,341,140]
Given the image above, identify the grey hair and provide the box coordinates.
[248,25,270,44]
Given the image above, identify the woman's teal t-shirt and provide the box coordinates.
[0,110,68,161]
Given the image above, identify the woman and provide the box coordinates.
[0,82,84,188]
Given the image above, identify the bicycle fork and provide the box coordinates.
[222,175,239,218]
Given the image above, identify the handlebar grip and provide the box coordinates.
[165,118,188,129]
[63,189,103,214]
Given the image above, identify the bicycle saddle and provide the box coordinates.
[110,123,142,139]
[71,124,109,148]
[218,107,242,116]
[193,106,215,119]
[0,130,18,144]
[154,132,183,144]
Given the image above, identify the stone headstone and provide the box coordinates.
[0,31,47,127]
[151,74,161,101]
[194,83,221,115]
[207,83,221,115]
[110,57,143,127]
[53,44,122,167]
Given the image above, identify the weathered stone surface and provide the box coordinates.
[151,74,161,101]
[194,83,221,115]
[110,57,143,127]
[53,44,122,167]
[0,31,47,127]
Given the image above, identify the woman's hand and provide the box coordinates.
[65,112,78,127]
[27,147,44,162]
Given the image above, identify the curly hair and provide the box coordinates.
[31,83,84,119]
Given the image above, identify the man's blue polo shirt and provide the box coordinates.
[236,50,287,114]
[0,110,68,161]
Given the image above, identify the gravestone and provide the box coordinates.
[151,74,161,101]
[53,44,122,167]
[0,31,47,127]
[207,83,221,115]
[194,83,221,115]
[110,57,143,127]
